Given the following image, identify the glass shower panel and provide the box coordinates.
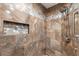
[75,12,79,35]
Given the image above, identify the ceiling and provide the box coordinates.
[41,3,58,8]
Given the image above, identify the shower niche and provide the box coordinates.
[3,21,29,36]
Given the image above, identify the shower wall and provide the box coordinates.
[0,3,78,56]
[0,3,46,56]
[45,4,65,55]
